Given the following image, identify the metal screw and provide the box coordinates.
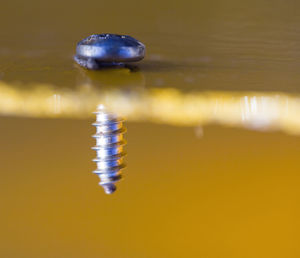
[92,105,126,194]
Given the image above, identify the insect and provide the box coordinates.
[74,34,145,69]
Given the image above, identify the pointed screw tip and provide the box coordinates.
[102,183,117,194]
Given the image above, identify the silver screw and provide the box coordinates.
[92,105,126,194]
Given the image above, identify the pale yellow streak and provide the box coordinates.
[0,81,300,135]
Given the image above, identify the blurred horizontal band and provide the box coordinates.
[0,80,299,135]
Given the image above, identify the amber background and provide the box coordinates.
[1,0,300,257]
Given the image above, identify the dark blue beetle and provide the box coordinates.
[74,34,145,69]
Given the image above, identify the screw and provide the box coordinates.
[92,105,126,194]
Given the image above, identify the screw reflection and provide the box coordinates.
[92,105,126,194]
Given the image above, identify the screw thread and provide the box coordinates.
[92,105,126,194]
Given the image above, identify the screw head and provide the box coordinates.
[75,34,145,69]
